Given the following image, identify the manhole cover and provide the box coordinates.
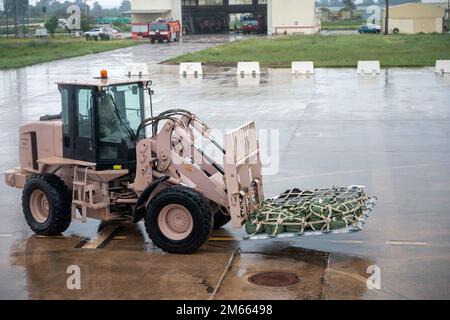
[248,272,299,287]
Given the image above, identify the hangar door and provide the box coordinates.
[182,0,268,34]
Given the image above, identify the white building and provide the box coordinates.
[421,0,450,19]
[130,0,319,35]
[131,0,182,23]
[268,0,320,35]
[381,3,446,34]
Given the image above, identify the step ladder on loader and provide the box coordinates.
[71,166,108,222]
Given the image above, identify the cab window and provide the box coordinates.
[77,88,93,138]
[96,83,145,160]
[107,83,145,137]
[151,23,168,31]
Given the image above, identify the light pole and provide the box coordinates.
[5,0,9,38]
[26,0,29,37]
[384,0,389,35]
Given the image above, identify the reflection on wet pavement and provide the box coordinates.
[1,35,450,299]
[8,220,383,300]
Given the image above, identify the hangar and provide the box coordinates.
[130,0,320,35]
[381,3,446,34]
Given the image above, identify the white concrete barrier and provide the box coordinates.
[237,62,260,76]
[357,61,381,74]
[291,61,314,75]
[125,63,149,77]
[179,62,203,76]
[435,60,450,74]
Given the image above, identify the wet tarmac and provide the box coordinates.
[1,35,449,299]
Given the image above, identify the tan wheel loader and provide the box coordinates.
[4,72,375,254]
[4,72,266,253]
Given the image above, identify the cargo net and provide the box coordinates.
[245,186,375,237]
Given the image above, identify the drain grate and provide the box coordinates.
[248,272,299,287]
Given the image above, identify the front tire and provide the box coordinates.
[22,174,71,236]
[145,186,213,254]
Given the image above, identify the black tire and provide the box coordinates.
[150,39,155,44]
[213,211,231,230]
[393,28,399,34]
[22,174,71,236]
[145,186,213,254]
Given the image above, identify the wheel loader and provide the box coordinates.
[4,71,265,254]
[4,71,375,254]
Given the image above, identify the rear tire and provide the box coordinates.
[213,211,231,229]
[145,186,213,254]
[22,174,71,236]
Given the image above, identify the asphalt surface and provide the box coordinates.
[0,34,449,299]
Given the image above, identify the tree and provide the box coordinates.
[5,0,28,37]
[91,1,101,18]
[44,15,58,37]
[119,0,130,12]
[80,14,93,32]
[342,0,356,10]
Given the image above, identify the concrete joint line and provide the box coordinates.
[209,248,239,300]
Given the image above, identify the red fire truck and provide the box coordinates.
[149,19,181,43]
[131,22,150,39]
[242,15,265,34]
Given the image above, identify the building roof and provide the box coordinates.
[421,0,448,4]
[56,78,150,89]
[130,9,171,14]
[384,3,445,18]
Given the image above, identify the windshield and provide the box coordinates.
[151,23,169,31]
[243,21,257,26]
[97,83,145,142]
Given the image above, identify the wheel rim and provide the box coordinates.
[29,189,49,223]
[158,204,193,241]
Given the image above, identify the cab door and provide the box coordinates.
[74,87,96,162]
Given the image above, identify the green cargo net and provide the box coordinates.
[245,186,376,238]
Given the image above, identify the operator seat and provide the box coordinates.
[98,93,121,141]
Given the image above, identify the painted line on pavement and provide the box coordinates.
[79,225,124,249]
[386,240,427,246]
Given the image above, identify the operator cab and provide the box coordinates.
[57,75,150,170]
